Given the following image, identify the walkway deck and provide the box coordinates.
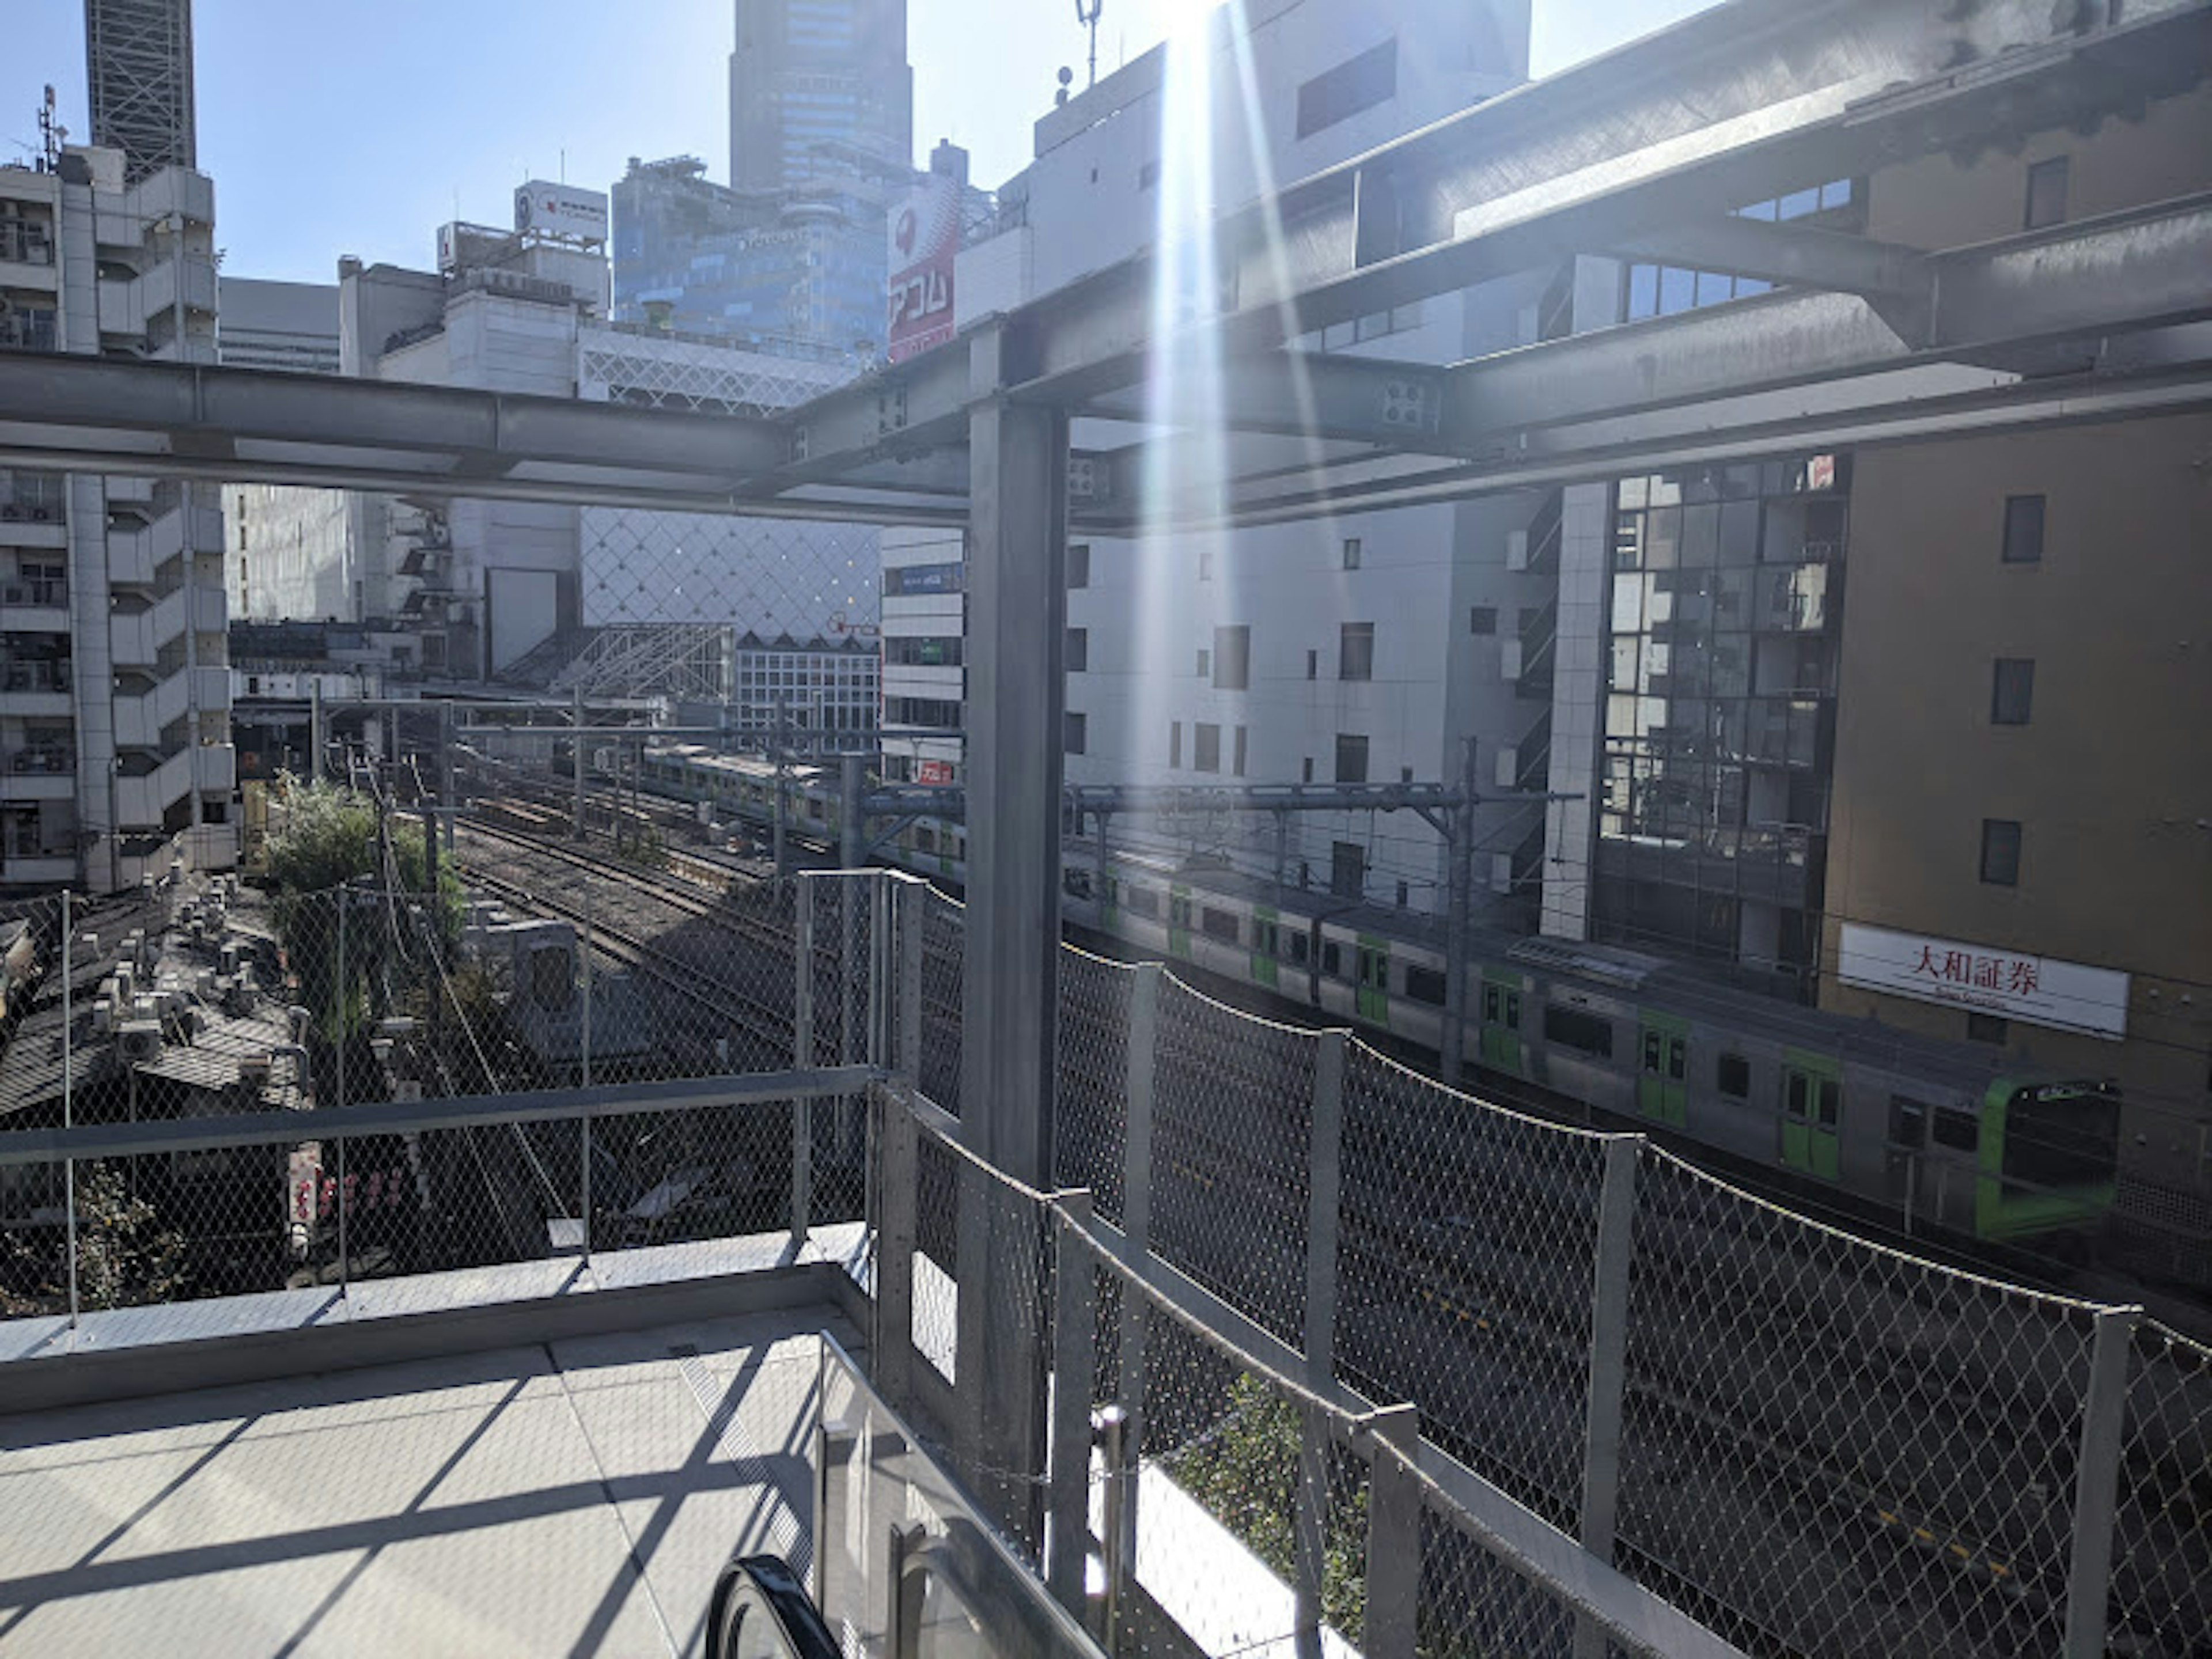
[0,1305,858,1657]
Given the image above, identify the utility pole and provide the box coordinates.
[571,688,585,840]
[1441,738,1476,1088]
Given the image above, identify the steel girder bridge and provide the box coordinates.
[4,0,2211,1202]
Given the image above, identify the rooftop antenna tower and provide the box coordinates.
[37,86,65,172]
[84,0,196,185]
[1076,0,1104,89]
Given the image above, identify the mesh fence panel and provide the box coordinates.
[1148,976,1316,1350]
[1056,948,1134,1215]
[1335,1046,1608,1533]
[1417,1497,1580,1659]
[1618,1146,2096,1659]
[919,889,965,1115]
[2107,1320,2212,1654]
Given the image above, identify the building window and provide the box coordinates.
[1468,607,1497,636]
[1213,625,1250,690]
[1399,766,1414,784]
[1064,711,1088,755]
[1233,725,1248,777]
[1980,818,2022,887]
[1335,733,1369,783]
[1296,37,1396,139]
[1194,722,1221,773]
[1306,649,1318,680]
[1339,622,1374,681]
[1717,1053,1750,1098]
[1302,756,1314,783]
[1342,537,1362,571]
[1067,543,1090,589]
[2002,494,2044,565]
[1066,627,1088,673]
[1967,1012,2009,1044]
[1330,840,1366,898]
[1198,548,1213,581]
[1991,658,2034,726]
[1196,647,1210,679]
[2024,155,2070,230]
[1169,721,1181,768]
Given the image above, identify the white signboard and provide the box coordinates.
[514,180,608,243]
[1836,922,2128,1040]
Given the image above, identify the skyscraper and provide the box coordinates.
[84,0,197,185]
[729,0,912,195]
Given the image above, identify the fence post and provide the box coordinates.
[1573,1134,1641,1659]
[792,876,816,1249]
[335,890,349,1300]
[2063,1305,2139,1659]
[1296,1029,1349,1659]
[874,1086,919,1411]
[1094,1404,1132,1651]
[1047,1190,1097,1620]
[61,890,77,1330]
[895,878,924,1090]
[1362,1404,1422,1659]
[811,1412,858,1611]
[1112,957,1163,1578]
[579,901,594,1267]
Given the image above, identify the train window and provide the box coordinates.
[1668,1038,1687,1081]
[1126,887,1160,919]
[1252,918,1279,956]
[1505,992,1520,1029]
[1816,1080,1840,1130]
[2003,1088,2119,1190]
[1201,907,1240,944]
[1888,1097,1926,1148]
[1784,1072,1809,1119]
[1322,941,1343,978]
[1642,1031,1664,1074]
[1931,1107,1979,1152]
[1483,985,1501,1022]
[1358,946,1388,990]
[1543,1005,1613,1058]
[1287,931,1309,965]
[1064,869,1093,900]
[1169,894,1194,928]
[1404,964,1446,1006]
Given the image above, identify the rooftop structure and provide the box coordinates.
[83,0,195,185]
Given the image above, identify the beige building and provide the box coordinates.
[1821,88,2212,1197]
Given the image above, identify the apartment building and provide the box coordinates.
[0,145,234,892]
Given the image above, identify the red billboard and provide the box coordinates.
[887,175,959,363]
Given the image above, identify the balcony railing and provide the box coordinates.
[0,869,2205,1659]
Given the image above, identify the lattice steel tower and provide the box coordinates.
[84,0,196,184]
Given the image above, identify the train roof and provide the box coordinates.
[1085,840,2036,1094]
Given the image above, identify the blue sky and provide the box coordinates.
[2,1,1711,285]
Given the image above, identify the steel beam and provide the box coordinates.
[1615,215,1929,298]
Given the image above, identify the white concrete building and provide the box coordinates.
[878,529,965,784]
[906,0,1550,919]
[215,277,339,375]
[0,146,234,892]
[230,200,876,687]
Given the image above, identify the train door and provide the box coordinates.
[1479,971,1523,1071]
[1780,1050,1842,1180]
[1637,1013,1689,1130]
[1168,885,1194,959]
[1356,936,1391,1025]
[1250,907,1279,990]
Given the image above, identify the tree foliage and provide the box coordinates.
[1164,1373,1369,1645]
[0,1162,188,1316]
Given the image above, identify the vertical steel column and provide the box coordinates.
[793,875,816,1248]
[1047,1190,1097,1619]
[579,898,594,1266]
[1574,1134,1641,1659]
[1441,738,1476,1088]
[812,1414,859,1611]
[773,694,789,875]
[61,891,77,1329]
[958,330,1069,1553]
[1296,1029,1349,1659]
[2063,1305,2141,1659]
[895,878,925,1090]
[309,680,325,783]
[960,327,1069,1185]
[335,892,349,1298]
[438,702,455,854]
[1094,1405,1133,1650]
[1362,1404,1422,1659]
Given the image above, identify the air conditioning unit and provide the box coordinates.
[116,1020,163,1064]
